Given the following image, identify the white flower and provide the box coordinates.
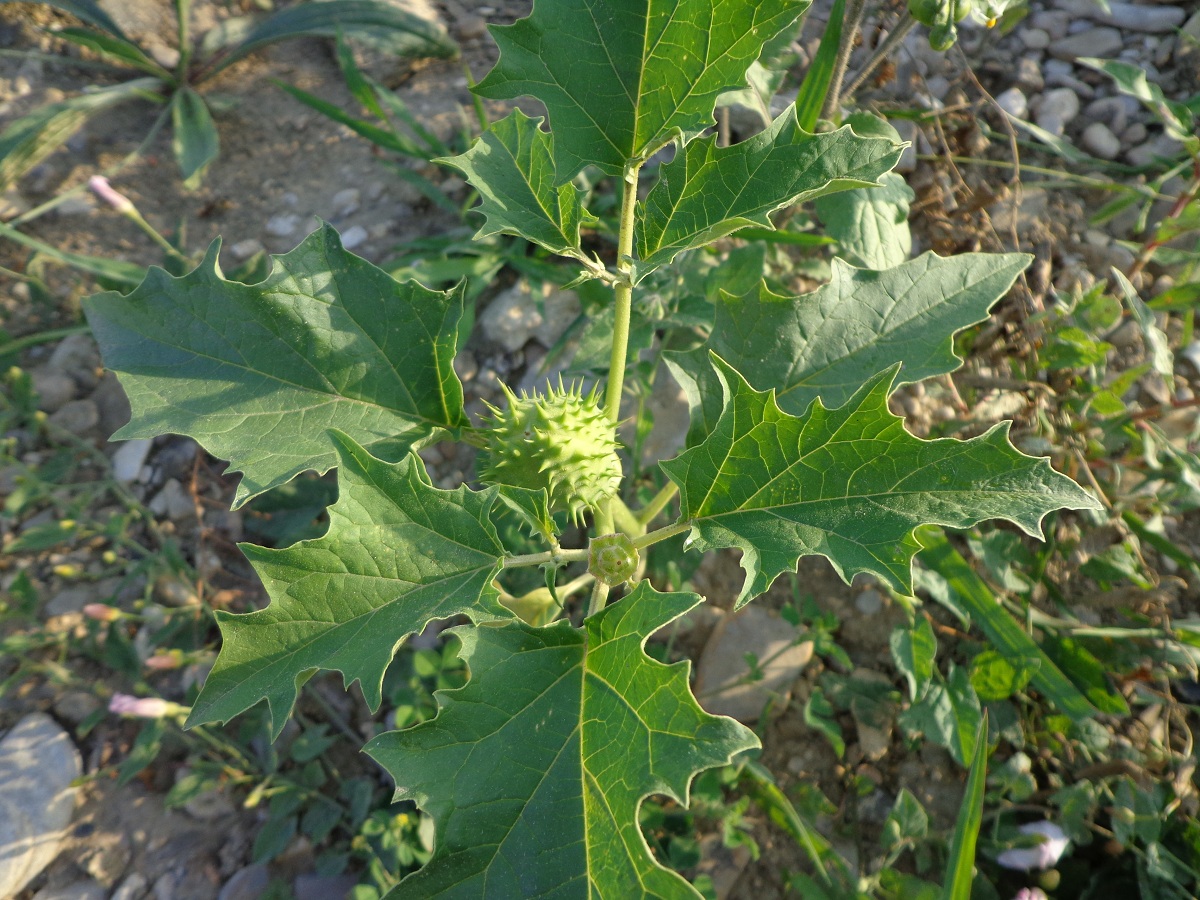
[996,820,1070,871]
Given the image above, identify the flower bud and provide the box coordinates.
[108,692,188,719]
[88,175,134,214]
[145,651,183,671]
[83,603,123,623]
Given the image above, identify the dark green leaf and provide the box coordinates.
[441,110,598,255]
[366,582,757,897]
[475,0,810,179]
[28,0,129,38]
[187,435,511,737]
[635,107,901,276]
[890,616,937,701]
[53,27,172,77]
[209,0,457,77]
[813,172,914,269]
[662,357,1099,604]
[85,224,471,506]
[666,252,1031,445]
[171,87,220,188]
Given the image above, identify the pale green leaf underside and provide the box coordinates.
[475,0,810,180]
[635,109,902,277]
[813,171,914,270]
[366,582,758,898]
[666,251,1032,445]
[441,109,596,255]
[662,356,1100,605]
[187,433,511,737]
[84,224,470,506]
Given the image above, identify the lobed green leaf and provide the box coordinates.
[662,356,1100,605]
[441,109,597,256]
[635,106,902,278]
[475,0,810,180]
[187,433,512,737]
[813,171,914,269]
[666,251,1032,445]
[366,581,758,897]
[84,224,471,506]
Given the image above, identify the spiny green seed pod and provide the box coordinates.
[478,380,622,521]
[589,533,639,586]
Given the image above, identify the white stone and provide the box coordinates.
[111,438,152,483]
[478,281,580,353]
[1084,1,1185,32]
[265,213,300,237]
[1036,88,1080,131]
[339,225,368,250]
[1082,122,1121,160]
[230,238,264,261]
[1020,27,1051,50]
[693,605,813,722]
[1050,26,1123,60]
[995,87,1028,120]
[148,478,194,520]
[30,367,78,413]
[331,188,360,217]
[0,714,82,897]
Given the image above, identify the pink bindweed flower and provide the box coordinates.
[145,652,182,671]
[997,821,1070,872]
[1013,890,1048,900]
[83,603,123,623]
[108,692,187,719]
[88,175,134,214]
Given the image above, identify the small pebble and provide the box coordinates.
[1020,27,1051,50]
[340,225,368,250]
[330,187,360,218]
[1050,26,1122,60]
[47,399,99,435]
[1037,87,1080,130]
[995,87,1027,119]
[265,213,299,237]
[111,439,153,484]
[230,238,264,261]
[1081,122,1121,160]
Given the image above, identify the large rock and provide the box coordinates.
[693,604,813,722]
[0,714,83,897]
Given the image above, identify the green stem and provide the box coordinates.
[604,162,641,424]
[821,0,869,121]
[632,520,690,551]
[125,208,190,265]
[0,325,90,358]
[610,496,643,537]
[587,580,610,619]
[636,482,678,526]
[501,547,589,569]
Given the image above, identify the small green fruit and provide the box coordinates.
[588,533,639,586]
[928,23,957,50]
[478,381,622,521]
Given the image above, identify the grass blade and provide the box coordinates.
[0,221,145,288]
[941,712,988,900]
[208,0,457,77]
[917,528,1098,722]
[54,27,173,79]
[0,78,158,191]
[793,0,844,131]
[34,0,129,39]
